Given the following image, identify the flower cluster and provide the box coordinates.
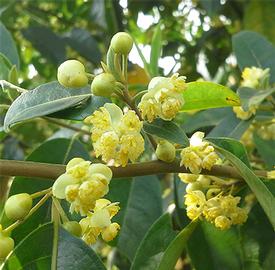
[138,73,186,122]
[84,103,144,167]
[52,158,113,215]
[53,158,121,244]
[80,199,120,244]
[233,66,270,120]
[241,66,269,88]
[180,132,219,174]
[183,181,247,230]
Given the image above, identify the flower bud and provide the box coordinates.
[110,32,133,55]
[0,235,14,260]
[206,188,221,200]
[101,222,120,242]
[57,60,88,88]
[4,193,32,221]
[91,73,116,97]
[156,140,176,163]
[63,221,82,237]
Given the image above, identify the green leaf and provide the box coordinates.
[49,96,109,121]
[188,222,242,270]
[207,137,250,167]
[254,134,275,170]
[238,87,275,111]
[131,214,177,270]
[0,53,12,81]
[232,31,275,83]
[208,110,253,140]
[213,144,275,230]
[22,26,66,65]
[149,23,162,77]
[181,82,240,111]
[3,223,106,270]
[0,22,20,68]
[4,81,91,131]
[64,28,101,64]
[1,138,89,243]
[157,221,197,270]
[143,118,189,146]
[117,175,163,261]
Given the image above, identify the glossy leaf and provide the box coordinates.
[3,223,106,270]
[157,221,197,270]
[4,82,91,131]
[49,96,109,120]
[213,144,275,230]
[0,22,20,68]
[181,82,240,111]
[117,175,163,261]
[143,118,189,146]
[131,214,177,270]
[207,137,250,167]
[149,23,162,77]
[232,31,275,83]
[238,87,275,111]
[188,222,242,270]
[254,134,275,170]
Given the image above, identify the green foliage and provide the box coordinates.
[182,82,240,111]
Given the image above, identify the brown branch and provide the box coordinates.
[0,159,267,181]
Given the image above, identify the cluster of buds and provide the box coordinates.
[84,103,144,167]
[233,66,270,120]
[180,174,248,230]
[257,122,275,140]
[52,158,120,245]
[180,132,219,174]
[138,74,186,122]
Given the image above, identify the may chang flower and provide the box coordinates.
[180,132,219,174]
[84,103,144,167]
[80,199,120,245]
[52,158,112,215]
[241,67,270,88]
[138,73,186,122]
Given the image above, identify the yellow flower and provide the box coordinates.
[86,103,144,167]
[178,173,199,183]
[214,215,232,230]
[267,170,275,179]
[79,198,120,245]
[233,106,256,120]
[184,190,206,220]
[138,73,186,122]
[241,67,269,88]
[180,132,219,174]
[52,159,113,215]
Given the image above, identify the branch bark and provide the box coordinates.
[0,159,267,181]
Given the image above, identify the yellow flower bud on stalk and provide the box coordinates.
[156,140,176,163]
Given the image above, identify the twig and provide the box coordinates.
[0,80,27,94]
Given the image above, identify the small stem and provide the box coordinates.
[52,197,69,223]
[43,117,91,135]
[3,192,52,234]
[51,199,60,270]
[31,187,52,199]
[122,54,128,83]
[0,80,27,94]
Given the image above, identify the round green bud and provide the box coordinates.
[63,221,82,237]
[110,32,133,55]
[156,140,176,163]
[91,73,116,97]
[197,175,211,188]
[186,182,203,193]
[0,235,14,260]
[57,60,88,88]
[4,193,32,221]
